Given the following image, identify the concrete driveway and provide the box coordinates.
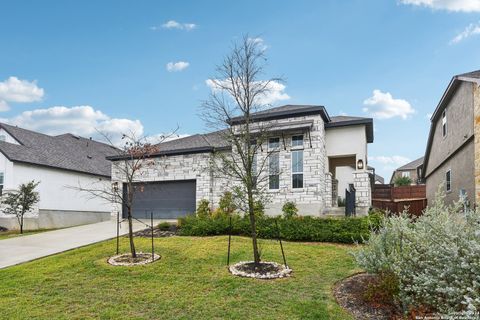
[0,219,156,269]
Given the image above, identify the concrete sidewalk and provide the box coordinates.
[0,219,155,269]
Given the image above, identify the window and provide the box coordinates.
[442,110,447,137]
[402,171,410,178]
[292,150,303,188]
[269,152,280,189]
[268,137,280,150]
[291,135,303,148]
[446,169,451,192]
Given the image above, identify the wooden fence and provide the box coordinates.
[372,184,427,216]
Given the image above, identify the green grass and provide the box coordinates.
[0,236,359,320]
[0,229,53,240]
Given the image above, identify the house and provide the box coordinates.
[422,70,480,206]
[389,157,424,185]
[110,105,374,218]
[0,123,117,230]
[375,174,385,184]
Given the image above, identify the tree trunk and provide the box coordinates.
[20,214,23,234]
[247,190,260,265]
[127,207,137,258]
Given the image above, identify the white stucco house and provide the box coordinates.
[110,105,374,219]
[0,123,116,230]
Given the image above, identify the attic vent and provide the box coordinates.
[87,155,92,159]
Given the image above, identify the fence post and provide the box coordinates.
[116,211,119,255]
[227,216,232,266]
[275,219,287,268]
[151,212,154,262]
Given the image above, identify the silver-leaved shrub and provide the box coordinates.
[355,192,480,313]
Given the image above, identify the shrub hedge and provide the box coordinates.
[177,212,382,243]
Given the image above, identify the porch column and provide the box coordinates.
[325,172,333,208]
[353,170,371,215]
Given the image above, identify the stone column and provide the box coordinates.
[324,172,333,209]
[353,170,371,216]
[474,84,480,205]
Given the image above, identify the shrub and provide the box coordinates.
[337,197,346,207]
[196,199,211,218]
[394,176,412,186]
[178,213,382,244]
[354,193,480,313]
[282,201,298,219]
[218,191,236,216]
[157,222,172,231]
[253,200,265,218]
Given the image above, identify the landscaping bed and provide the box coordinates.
[178,213,382,243]
[0,236,358,319]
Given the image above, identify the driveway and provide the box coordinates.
[0,219,157,269]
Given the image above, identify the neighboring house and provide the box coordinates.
[422,70,480,206]
[390,157,424,185]
[375,174,385,184]
[0,123,117,230]
[110,105,374,218]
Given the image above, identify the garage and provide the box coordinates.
[123,180,196,219]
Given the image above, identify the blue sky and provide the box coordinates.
[1,0,480,179]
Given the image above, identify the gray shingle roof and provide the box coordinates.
[397,157,424,171]
[154,130,230,154]
[229,104,330,124]
[0,123,118,177]
[457,70,480,79]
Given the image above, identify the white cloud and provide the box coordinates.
[0,76,44,111]
[363,89,415,120]
[369,155,411,167]
[2,105,143,145]
[166,61,190,72]
[400,0,480,12]
[450,21,480,44]
[248,37,268,51]
[150,20,197,31]
[206,79,290,105]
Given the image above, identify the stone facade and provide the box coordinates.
[474,84,480,204]
[112,113,372,217]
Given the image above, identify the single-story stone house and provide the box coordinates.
[110,105,374,218]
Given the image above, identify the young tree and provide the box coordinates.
[2,180,40,234]
[201,36,283,266]
[394,175,412,186]
[74,132,176,258]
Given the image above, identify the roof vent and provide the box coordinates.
[87,155,92,159]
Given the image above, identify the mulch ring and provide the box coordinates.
[333,273,402,320]
[131,225,177,238]
[108,252,161,266]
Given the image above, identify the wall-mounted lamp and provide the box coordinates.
[112,182,119,192]
[357,159,364,170]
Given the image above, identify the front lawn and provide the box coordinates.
[0,236,358,319]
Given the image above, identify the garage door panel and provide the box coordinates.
[123,180,196,219]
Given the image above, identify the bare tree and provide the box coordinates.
[73,131,176,258]
[201,35,283,266]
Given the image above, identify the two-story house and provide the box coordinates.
[422,70,480,206]
[390,157,424,185]
[109,105,374,218]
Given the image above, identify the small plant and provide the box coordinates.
[253,200,265,218]
[218,191,236,216]
[337,197,346,207]
[157,222,172,231]
[196,199,211,217]
[2,180,40,234]
[394,175,412,186]
[282,201,298,219]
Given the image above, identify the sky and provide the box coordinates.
[1,0,480,180]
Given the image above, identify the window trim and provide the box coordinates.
[291,149,303,189]
[401,171,410,178]
[291,134,304,149]
[446,169,451,193]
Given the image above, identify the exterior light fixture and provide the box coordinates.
[112,182,119,192]
[357,159,364,170]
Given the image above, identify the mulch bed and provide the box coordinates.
[131,225,177,238]
[229,261,292,279]
[108,252,161,266]
[333,273,402,320]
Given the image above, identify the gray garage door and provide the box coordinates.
[123,180,196,219]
